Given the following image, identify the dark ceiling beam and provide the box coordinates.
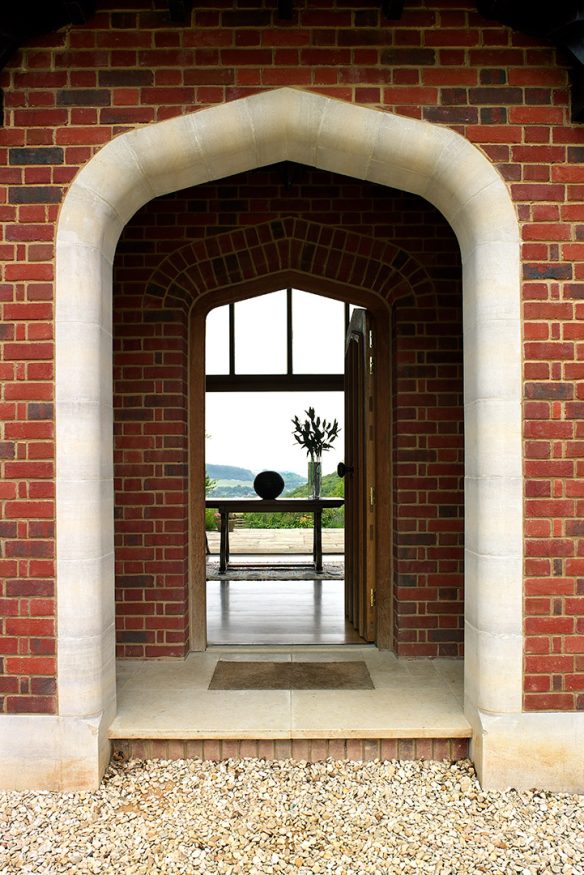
[547,7,584,65]
[0,1,583,121]
[381,0,404,20]
[277,0,294,20]
[571,65,584,121]
[476,1,584,122]
[166,0,193,25]
[61,1,96,22]
[0,0,95,68]
[0,36,19,73]
[0,0,95,121]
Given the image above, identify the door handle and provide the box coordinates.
[337,462,354,478]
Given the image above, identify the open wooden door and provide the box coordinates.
[340,309,376,642]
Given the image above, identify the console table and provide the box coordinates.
[205,497,344,573]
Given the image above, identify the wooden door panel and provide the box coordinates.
[343,309,376,642]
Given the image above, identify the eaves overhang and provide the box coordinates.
[1,0,582,122]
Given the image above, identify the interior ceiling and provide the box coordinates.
[1,1,583,121]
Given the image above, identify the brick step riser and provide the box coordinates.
[113,737,470,762]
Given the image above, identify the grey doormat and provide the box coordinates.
[207,562,344,581]
[208,660,373,690]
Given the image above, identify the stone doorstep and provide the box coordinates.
[113,651,471,744]
[112,737,470,763]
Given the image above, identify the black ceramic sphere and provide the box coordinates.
[253,470,285,500]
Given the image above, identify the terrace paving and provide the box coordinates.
[207,527,344,554]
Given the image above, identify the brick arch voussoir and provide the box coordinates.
[143,218,438,311]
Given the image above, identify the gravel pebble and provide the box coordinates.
[1,756,583,874]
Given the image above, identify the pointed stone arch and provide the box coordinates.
[49,88,522,789]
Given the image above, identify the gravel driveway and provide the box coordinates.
[1,756,583,874]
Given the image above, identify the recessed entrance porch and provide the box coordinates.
[44,88,527,792]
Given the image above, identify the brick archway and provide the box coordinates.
[142,217,436,311]
[50,88,522,789]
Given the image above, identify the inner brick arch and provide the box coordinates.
[54,88,521,788]
[142,217,438,312]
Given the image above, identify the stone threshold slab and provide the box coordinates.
[110,648,472,742]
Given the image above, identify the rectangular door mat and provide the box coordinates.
[209,660,374,690]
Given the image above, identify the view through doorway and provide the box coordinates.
[204,287,367,645]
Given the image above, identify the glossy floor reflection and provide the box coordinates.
[207,578,365,645]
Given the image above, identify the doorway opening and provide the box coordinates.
[53,89,522,790]
[186,256,395,653]
[202,287,373,647]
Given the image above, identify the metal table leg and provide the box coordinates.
[219,511,229,573]
[313,509,323,572]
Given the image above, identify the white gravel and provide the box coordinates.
[1,755,584,874]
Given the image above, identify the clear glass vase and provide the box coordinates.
[308,459,322,499]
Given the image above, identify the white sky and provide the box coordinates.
[206,391,344,476]
[205,290,351,476]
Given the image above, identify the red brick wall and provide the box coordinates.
[392,293,464,658]
[113,172,463,657]
[113,301,189,658]
[0,0,582,709]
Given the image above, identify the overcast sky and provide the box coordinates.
[205,290,349,476]
[206,391,344,476]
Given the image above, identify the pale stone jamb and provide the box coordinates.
[0,88,574,792]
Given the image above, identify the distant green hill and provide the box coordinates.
[281,471,307,492]
[206,464,254,481]
[205,465,307,497]
[209,484,257,498]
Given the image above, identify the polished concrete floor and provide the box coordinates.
[207,579,365,645]
[110,648,470,741]
[206,552,362,645]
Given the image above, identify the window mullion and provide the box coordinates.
[229,303,235,375]
[287,288,293,375]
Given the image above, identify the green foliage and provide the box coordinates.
[205,508,217,531]
[205,472,218,530]
[243,472,344,529]
[292,407,340,461]
[288,472,344,499]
